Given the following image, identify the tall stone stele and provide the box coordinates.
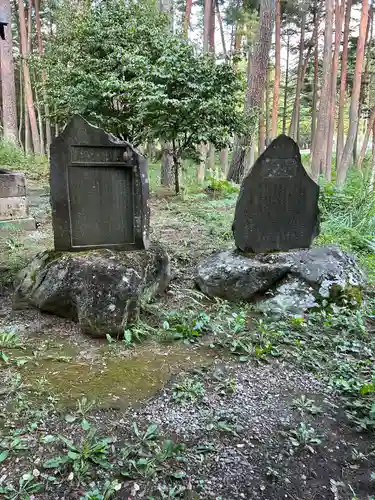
[232,134,320,253]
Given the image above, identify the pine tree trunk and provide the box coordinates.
[215,0,227,56]
[203,0,211,52]
[357,105,375,170]
[336,0,369,186]
[311,0,334,181]
[35,0,51,155]
[289,6,306,142]
[184,0,193,36]
[311,1,319,146]
[259,86,266,153]
[19,0,40,153]
[336,0,352,165]
[270,0,280,140]
[370,119,375,189]
[265,66,270,145]
[197,143,207,184]
[282,33,290,135]
[227,0,276,182]
[0,0,18,143]
[325,0,344,180]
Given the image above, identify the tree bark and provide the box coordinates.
[311,0,334,181]
[325,0,344,180]
[0,0,18,144]
[370,118,375,189]
[184,0,193,36]
[203,0,211,52]
[270,0,280,139]
[357,105,375,171]
[19,0,40,153]
[265,65,270,145]
[282,32,290,135]
[220,148,229,177]
[336,0,352,166]
[35,0,51,155]
[336,0,369,186]
[227,0,276,182]
[311,1,319,146]
[259,86,266,153]
[289,5,307,142]
[216,0,227,57]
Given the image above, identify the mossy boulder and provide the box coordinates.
[13,243,170,337]
[196,246,365,315]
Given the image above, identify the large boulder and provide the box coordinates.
[13,243,170,337]
[196,246,364,313]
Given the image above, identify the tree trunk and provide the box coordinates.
[265,66,270,145]
[336,0,369,186]
[357,105,375,171]
[220,148,229,177]
[289,6,306,142]
[311,1,319,146]
[35,0,51,155]
[184,0,193,36]
[0,0,18,143]
[197,143,207,184]
[227,0,276,182]
[19,0,40,153]
[311,0,334,181]
[336,0,352,165]
[370,118,375,189]
[216,0,227,57]
[282,33,290,135]
[270,0,280,140]
[325,0,344,180]
[259,86,266,153]
[203,0,211,52]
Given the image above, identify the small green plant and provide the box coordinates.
[65,397,95,430]
[43,429,113,479]
[291,395,323,416]
[205,177,239,196]
[161,311,211,343]
[0,332,23,349]
[172,377,205,403]
[80,479,122,500]
[0,472,43,499]
[0,436,29,463]
[286,422,322,453]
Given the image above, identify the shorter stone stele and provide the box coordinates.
[0,169,35,231]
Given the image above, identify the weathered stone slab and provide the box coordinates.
[13,243,170,338]
[50,115,150,252]
[232,135,320,253]
[0,196,28,219]
[0,218,36,231]
[0,171,26,198]
[196,246,364,312]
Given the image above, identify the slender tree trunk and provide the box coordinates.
[159,0,174,186]
[184,0,193,36]
[357,105,375,170]
[19,0,40,153]
[336,0,369,186]
[311,0,334,181]
[197,143,207,184]
[325,0,344,180]
[336,0,352,165]
[370,119,375,189]
[216,0,227,56]
[265,66,270,145]
[270,0,280,140]
[282,33,290,135]
[18,65,23,145]
[289,6,306,142]
[228,0,276,182]
[220,148,229,177]
[0,0,18,143]
[206,0,216,176]
[203,0,211,52]
[311,1,319,147]
[35,0,51,155]
[259,86,266,153]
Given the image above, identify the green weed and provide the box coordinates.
[172,377,205,403]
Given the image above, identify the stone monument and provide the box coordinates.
[14,116,170,337]
[196,135,364,314]
[232,134,319,253]
[0,169,36,231]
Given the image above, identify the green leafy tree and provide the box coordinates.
[43,0,247,193]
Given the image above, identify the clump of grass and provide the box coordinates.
[0,140,48,182]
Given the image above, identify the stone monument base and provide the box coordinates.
[0,217,36,231]
[196,246,364,315]
[13,243,170,338]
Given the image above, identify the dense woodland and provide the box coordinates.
[0,0,374,190]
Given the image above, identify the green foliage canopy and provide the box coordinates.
[43,0,248,159]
